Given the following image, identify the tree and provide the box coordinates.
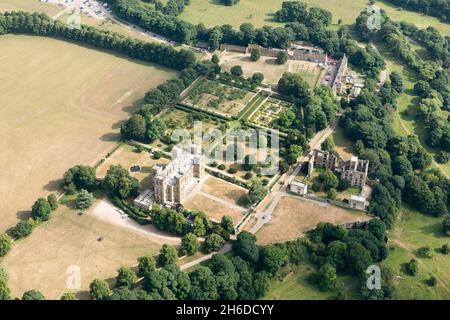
[221,215,234,236]
[345,241,372,275]
[0,267,10,300]
[60,292,78,300]
[319,170,339,191]
[233,231,259,266]
[252,72,264,84]
[253,272,270,298]
[276,51,288,65]
[367,219,386,242]
[11,221,32,239]
[326,241,347,271]
[390,71,404,94]
[147,118,166,142]
[138,255,157,277]
[116,267,138,289]
[317,263,337,290]
[220,0,240,6]
[250,47,261,61]
[327,188,337,200]
[22,290,45,300]
[47,194,58,210]
[441,244,449,254]
[159,244,178,267]
[407,259,418,276]
[321,138,334,152]
[62,165,97,193]
[104,165,139,199]
[181,233,200,256]
[0,234,12,257]
[188,266,218,300]
[120,114,147,141]
[230,65,243,77]
[243,154,257,171]
[192,216,206,237]
[259,245,288,275]
[89,279,111,300]
[204,233,226,253]
[211,53,220,64]
[0,281,10,300]
[31,198,51,221]
[75,189,94,210]
[278,72,310,99]
[337,179,350,191]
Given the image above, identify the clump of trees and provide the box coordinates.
[0,11,196,70]
[220,0,239,6]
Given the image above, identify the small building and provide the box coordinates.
[133,189,154,212]
[349,194,366,211]
[290,180,308,195]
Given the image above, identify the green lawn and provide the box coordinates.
[381,207,450,299]
[263,264,359,300]
[180,0,450,36]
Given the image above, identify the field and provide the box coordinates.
[381,207,450,299]
[263,264,359,300]
[0,203,161,299]
[180,0,369,28]
[200,176,248,204]
[0,35,175,232]
[0,0,60,15]
[220,53,322,87]
[183,176,248,224]
[96,144,170,190]
[256,195,371,245]
[180,0,450,36]
[183,78,256,118]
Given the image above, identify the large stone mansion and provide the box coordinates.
[134,144,205,211]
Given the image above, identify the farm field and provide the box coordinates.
[381,207,450,299]
[0,35,175,232]
[220,53,322,87]
[183,78,256,118]
[96,144,170,190]
[256,195,371,245]
[0,0,60,15]
[0,203,161,300]
[180,0,369,28]
[180,0,449,36]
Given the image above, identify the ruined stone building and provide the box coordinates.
[309,149,369,188]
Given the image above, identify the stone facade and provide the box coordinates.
[153,144,204,206]
[309,149,369,188]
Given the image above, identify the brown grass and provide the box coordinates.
[0,204,161,300]
[256,195,371,245]
[200,176,247,204]
[184,193,244,224]
[96,144,170,190]
[0,35,175,232]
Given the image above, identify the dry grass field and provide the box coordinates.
[184,177,248,225]
[200,176,248,204]
[0,35,175,232]
[221,53,322,87]
[0,0,60,15]
[256,195,371,245]
[96,144,170,190]
[0,204,161,300]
